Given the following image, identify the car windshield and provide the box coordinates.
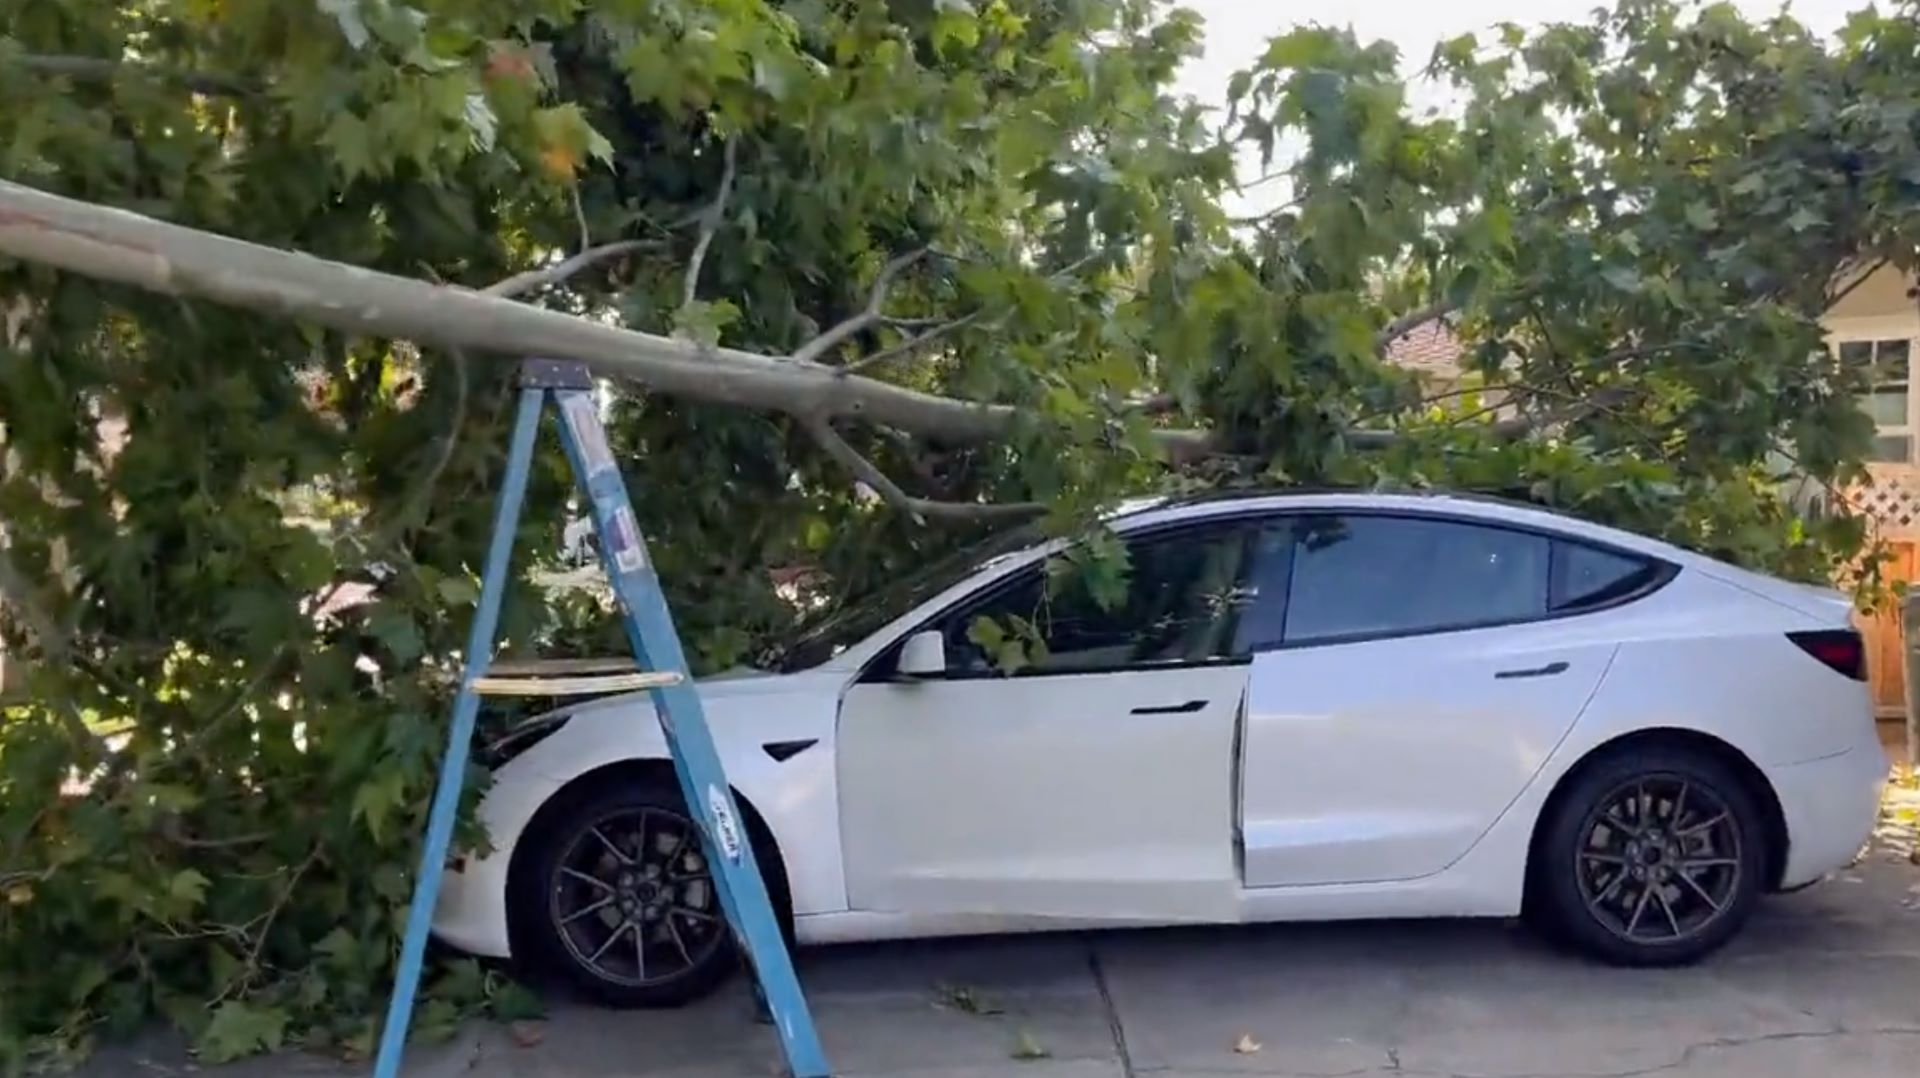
[762,521,1050,673]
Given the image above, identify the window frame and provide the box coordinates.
[854,506,1679,681]
[1833,329,1919,465]
[857,516,1268,683]
[1243,510,1679,653]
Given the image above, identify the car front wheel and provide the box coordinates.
[511,775,783,1007]
[1532,745,1768,966]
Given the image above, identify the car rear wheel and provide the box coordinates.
[510,774,788,1007]
[1532,745,1767,966]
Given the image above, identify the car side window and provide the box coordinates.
[940,523,1260,675]
[1551,540,1665,613]
[1281,514,1550,645]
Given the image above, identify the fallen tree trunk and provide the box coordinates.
[0,180,1216,462]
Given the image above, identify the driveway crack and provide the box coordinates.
[1085,937,1137,1078]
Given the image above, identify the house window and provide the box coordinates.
[1839,337,1914,462]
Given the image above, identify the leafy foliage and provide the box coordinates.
[1,0,1918,1068]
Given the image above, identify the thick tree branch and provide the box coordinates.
[802,417,1045,523]
[484,240,660,299]
[839,248,1117,375]
[0,182,1203,454]
[1375,301,1457,353]
[840,309,986,374]
[680,139,738,312]
[16,54,250,97]
[1825,256,1892,310]
[793,247,933,365]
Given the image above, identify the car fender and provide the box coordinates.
[495,671,851,916]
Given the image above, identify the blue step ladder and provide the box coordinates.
[372,358,831,1078]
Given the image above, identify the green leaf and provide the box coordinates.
[435,575,480,607]
[1684,202,1718,231]
[350,769,408,843]
[366,603,424,664]
[1785,206,1823,232]
[1446,264,1484,308]
[489,980,547,1022]
[199,1001,289,1064]
[315,927,361,971]
[672,299,742,347]
[169,869,211,908]
[934,3,983,52]
[966,616,1005,653]
[1601,265,1642,293]
[322,112,377,182]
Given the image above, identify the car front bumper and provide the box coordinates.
[429,768,566,960]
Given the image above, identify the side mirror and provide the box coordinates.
[896,630,948,678]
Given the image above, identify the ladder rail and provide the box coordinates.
[549,379,830,1071]
[371,360,830,1078]
[372,390,544,1078]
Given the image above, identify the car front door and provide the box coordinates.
[1237,512,1634,888]
[836,518,1264,921]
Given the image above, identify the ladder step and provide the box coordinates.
[468,658,683,697]
[481,657,653,677]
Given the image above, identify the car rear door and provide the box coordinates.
[1236,512,1648,888]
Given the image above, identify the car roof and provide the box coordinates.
[1103,487,1687,561]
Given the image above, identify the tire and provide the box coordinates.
[509,772,791,1008]
[1531,744,1768,967]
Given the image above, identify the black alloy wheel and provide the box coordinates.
[1531,745,1767,966]
[547,805,728,991]
[1572,775,1744,944]
[510,774,790,1007]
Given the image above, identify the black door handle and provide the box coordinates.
[1495,661,1569,680]
[1131,699,1208,715]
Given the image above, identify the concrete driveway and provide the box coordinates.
[100,790,1920,1078]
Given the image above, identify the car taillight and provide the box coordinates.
[1786,630,1866,681]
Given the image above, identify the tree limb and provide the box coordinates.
[801,417,1045,523]
[680,139,738,312]
[0,180,1222,456]
[1375,301,1457,353]
[1824,256,1892,310]
[16,54,251,97]
[793,247,933,365]
[838,248,1117,375]
[840,309,986,374]
[484,240,660,299]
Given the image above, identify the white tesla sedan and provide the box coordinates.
[431,490,1887,1006]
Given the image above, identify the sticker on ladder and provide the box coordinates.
[560,394,618,479]
[603,504,647,574]
[706,785,744,862]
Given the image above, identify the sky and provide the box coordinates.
[1169,0,1872,211]
[1171,0,1866,107]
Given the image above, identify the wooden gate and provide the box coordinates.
[1858,541,1919,718]
[1843,466,1920,720]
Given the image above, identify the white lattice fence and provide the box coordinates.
[1849,466,1920,538]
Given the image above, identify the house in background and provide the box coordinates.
[1821,263,1920,719]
